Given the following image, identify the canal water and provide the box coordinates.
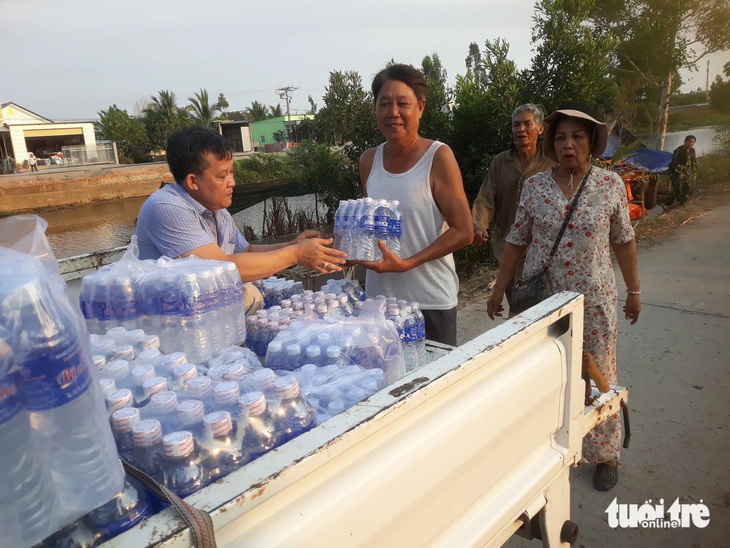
[34,193,324,259]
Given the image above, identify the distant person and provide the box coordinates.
[487,103,641,492]
[356,64,473,345]
[471,103,555,311]
[135,126,346,312]
[666,134,697,206]
[28,152,38,172]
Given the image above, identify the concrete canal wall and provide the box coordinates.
[0,163,173,213]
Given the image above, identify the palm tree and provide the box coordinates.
[245,101,269,122]
[269,104,284,118]
[143,89,190,149]
[187,88,221,128]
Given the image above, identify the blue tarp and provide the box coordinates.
[603,127,672,174]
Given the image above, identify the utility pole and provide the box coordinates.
[705,59,710,92]
[276,85,299,143]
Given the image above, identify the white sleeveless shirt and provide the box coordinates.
[364,141,458,309]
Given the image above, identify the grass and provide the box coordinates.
[232,155,296,185]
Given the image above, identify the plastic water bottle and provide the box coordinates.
[266,340,286,369]
[129,419,165,480]
[161,431,210,498]
[143,391,179,434]
[105,388,135,418]
[357,197,376,261]
[197,269,223,357]
[139,376,169,407]
[176,399,207,441]
[410,301,428,366]
[373,199,391,261]
[214,381,242,419]
[401,304,419,371]
[157,271,183,354]
[387,199,402,257]
[108,275,140,331]
[202,411,247,481]
[111,406,141,459]
[273,376,316,443]
[0,374,59,547]
[131,364,157,404]
[222,262,247,345]
[171,362,199,392]
[183,376,216,414]
[179,272,211,363]
[333,199,347,253]
[283,343,302,371]
[105,359,133,390]
[341,199,357,258]
[84,475,152,544]
[239,391,279,460]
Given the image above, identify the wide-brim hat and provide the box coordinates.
[543,102,608,162]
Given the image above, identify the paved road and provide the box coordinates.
[458,204,730,547]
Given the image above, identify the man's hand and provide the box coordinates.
[348,241,411,273]
[293,237,348,273]
[294,229,322,242]
[473,228,489,246]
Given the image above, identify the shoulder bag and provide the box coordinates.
[509,167,592,315]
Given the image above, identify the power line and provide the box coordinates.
[276,85,299,142]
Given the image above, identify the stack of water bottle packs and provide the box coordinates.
[79,244,247,364]
[0,247,126,547]
[333,197,402,260]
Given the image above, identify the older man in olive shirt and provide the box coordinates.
[472,103,555,309]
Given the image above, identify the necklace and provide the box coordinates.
[566,169,576,194]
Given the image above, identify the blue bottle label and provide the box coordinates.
[15,338,92,411]
[374,214,389,230]
[0,377,22,425]
[388,218,402,235]
[359,214,375,231]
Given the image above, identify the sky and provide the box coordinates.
[2,0,728,122]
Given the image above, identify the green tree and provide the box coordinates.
[420,53,451,141]
[144,90,190,150]
[245,101,269,121]
[527,0,619,115]
[590,0,730,148]
[273,129,287,143]
[316,70,378,148]
[187,88,222,128]
[215,92,229,112]
[307,95,318,115]
[709,62,730,112]
[96,105,148,163]
[451,39,525,202]
[269,104,284,118]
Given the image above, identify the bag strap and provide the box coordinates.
[544,166,592,268]
[122,459,218,548]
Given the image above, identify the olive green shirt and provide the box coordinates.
[471,146,554,262]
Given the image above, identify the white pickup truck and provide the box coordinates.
[94,291,627,548]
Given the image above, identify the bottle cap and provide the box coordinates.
[124,329,146,347]
[163,431,195,458]
[286,344,301,356]
[105,326,128,342]
[185,376,213,399]
[306,345,321,358]
[133,419,163,447]
[177,399,205,426]
[173,363,198,384]
[111,407,141,433]
[274,376,300,400]
[92,355,107,373]
[150,391,178,414]
[204,411,233,438]
[250,368,276,391]
[137,334,161,351]
[106,388,134,411]
[137,348,163,366]
[142,376,168,398]
[316,332,330,346]
[113,344,136,362]
[223,363,246,382]
[92,338,116,358]
[106,359,130,380]
[268,341,283,353]
[326,346,341,358]
[131,364,156,385]
[214,381,240,406]
[99,378,117,397]
[163,352,188,370]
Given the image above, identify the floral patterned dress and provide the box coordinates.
[506,166,635,463]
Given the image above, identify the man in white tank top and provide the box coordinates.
[356,65,473,345]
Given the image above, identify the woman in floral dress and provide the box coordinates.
[487,103,641,491]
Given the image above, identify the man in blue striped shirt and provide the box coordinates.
[136,127,347,283]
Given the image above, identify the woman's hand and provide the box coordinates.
[349,241,410,273]
[486,287,506,320]
[623,293,641,325]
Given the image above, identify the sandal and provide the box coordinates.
[594,463,618,491]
